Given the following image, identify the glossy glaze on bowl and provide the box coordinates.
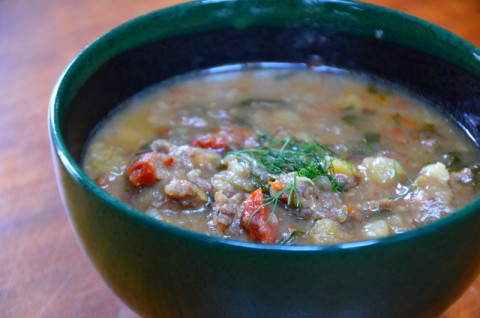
[49,0,480,317]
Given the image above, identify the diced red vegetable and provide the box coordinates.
[95,175,109,188]
[169,88,187,95]
[162,155,174,166]
[214,126,254,142]
[392,113,421,131]
[241,188,278,244]
[268,180,283,192]
[192,134,227,151]
[192,127,255,151]
[128,152,173,186]
[384,127,407,145]
[217,126,256,148]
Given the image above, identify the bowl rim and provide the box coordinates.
[49,0,480,252]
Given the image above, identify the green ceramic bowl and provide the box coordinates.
[49,0,480,317]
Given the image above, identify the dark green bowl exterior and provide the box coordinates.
[49,1,480,317]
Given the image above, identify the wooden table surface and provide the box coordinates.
[1,0,479,316]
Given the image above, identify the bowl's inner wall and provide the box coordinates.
[66,27,480,159]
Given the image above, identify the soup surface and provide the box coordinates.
[83,66,480,245]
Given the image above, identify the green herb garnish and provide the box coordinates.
[367,83,392,95]
[442,151,462,169]
[367,83,378,94]
[233,132,346,224]
[392,113,402,125]
[341,114,361,127]
[279,229,306,245]
[364,132,381,143]
[230,131,343,192]
[421,123,437,135]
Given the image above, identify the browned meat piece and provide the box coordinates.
[164,179,208,209]
[269,173,348,222]
[211,191,245,231]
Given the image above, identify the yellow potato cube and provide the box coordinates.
[418,162,449,183]
[306,218,350,245]
[362,220,391,239]
[361,156,404,186]
[331,158,356,179]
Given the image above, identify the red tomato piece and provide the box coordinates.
[241,188,278,244]
[128,152,173,186]
[215,126,254,145]
[192,134,227,151]
[162,155,174,166]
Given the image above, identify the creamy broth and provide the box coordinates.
[83,67,480,245]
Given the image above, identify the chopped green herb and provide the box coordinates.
[419,123,439,141]
[365,132,381,143]
[367,83,392,95]
[230,131,343,192]
[341,105,355,112]
[251,171,274,193]
[341,114,361,127]
[392,113,401,125]
[442,151,462,169]
[422,123,437,134]
[367,83,378,94]
[279,230,306,245]
[229,99,291,125]
[135,144,152,156]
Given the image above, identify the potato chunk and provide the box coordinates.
[306,218,350,245]
[360,156,404,186]
[332,158,355,177]
[362,220,391,239]
[164,179,207,209]
[418,162,449,183]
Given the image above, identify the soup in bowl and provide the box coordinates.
[49,0,480,317]
[83,66,480,245]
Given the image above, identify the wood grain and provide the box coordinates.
[1,0,478,316]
